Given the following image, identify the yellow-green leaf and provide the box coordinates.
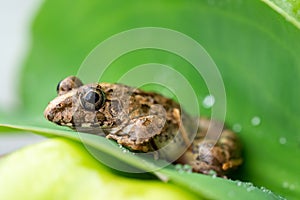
[0,138,198,200]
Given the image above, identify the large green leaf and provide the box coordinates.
[1,0,299,199]
[0,121,282,200]
[0,138,199,200]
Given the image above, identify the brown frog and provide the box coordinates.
[44,76,242,176]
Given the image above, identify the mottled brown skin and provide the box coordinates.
[44,76,242,176]
[177,118,243,176]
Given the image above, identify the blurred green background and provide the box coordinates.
[1,0,300,199]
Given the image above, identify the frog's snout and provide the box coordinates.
[44,103,54,121]
[44,100,59,122]
[44,90,76,123]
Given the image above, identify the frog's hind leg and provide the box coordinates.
[176,118,243,177]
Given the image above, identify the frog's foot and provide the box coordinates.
[222,158,243,171]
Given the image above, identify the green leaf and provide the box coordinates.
[262,0,300,29]
[161,169,282,200]
[0,121,282,200]
[4,0,300,199]
[0,138,199,200]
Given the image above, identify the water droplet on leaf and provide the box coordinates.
[251,116,261,126]
[279,137,287,144]
[236,181,242,186]
[202,95,215,108]
[232,123,242,132]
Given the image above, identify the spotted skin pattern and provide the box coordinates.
[44,76,242,176]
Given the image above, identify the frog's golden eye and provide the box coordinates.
[80,87,105,111]
[57,76,83,96]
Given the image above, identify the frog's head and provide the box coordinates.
[44,76,120,134]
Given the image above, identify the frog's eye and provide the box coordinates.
[80,88,105,111]
[57,76,83,96]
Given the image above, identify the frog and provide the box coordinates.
[44,76,242,176]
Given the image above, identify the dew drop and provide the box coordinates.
[282,181,289,188]
[247,186,255,192]
[182,164,193,173]
[236,181,242,186]
[175,164,184,174]
[207,169,217,176]
[175,164,192,173]
[202,95,215,108]
[245,182,254,187]
[118,144,129,153]
[175,164,182,170]
[279,137,287,145]
[251,116,261,126]
[232,123,242,133]
[245,182,255,192]
[260,186,268,193]
[289,184,295,190]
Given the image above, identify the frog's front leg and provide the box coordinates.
[106,114,167,152]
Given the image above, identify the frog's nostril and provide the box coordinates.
[44,112,51,121]
[44,110,53,121]
[44,103,55,121]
